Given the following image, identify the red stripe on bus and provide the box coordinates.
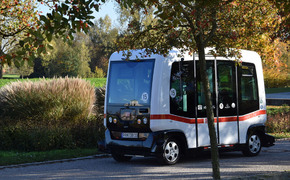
[150,114,198,124]
[239,110,266,121]
[150,110,266,124]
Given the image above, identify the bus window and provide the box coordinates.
[239,63,259,115]
[107,60,154,106]
[170,61,195,118]
[196,61,216,118]
[217,61,237,116]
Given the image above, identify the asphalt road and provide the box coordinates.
[0,140,289,180]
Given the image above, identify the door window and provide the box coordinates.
[239,63,259,115]
[217,61,237,116]
[196,61,216,118]
[170,61,195,118]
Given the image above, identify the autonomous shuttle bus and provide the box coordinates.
[104,48,274,164]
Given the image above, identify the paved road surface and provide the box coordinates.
[0,140,289,180]
[266,92,290,99]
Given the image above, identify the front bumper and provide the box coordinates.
[105,129,165,156]
[262,133,275,147]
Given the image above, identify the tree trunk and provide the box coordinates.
[0,64,3,79]
[196,36,220,180]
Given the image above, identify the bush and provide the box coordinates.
[0,77,95,125]
[0,77,105,151]
[94,86,106,119]
[264,69,290,88]
[266,105,290,133]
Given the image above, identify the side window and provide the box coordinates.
[170,61,195,118]
[239,63,259,115]
[196,61,216,118]
[217,61,237,116]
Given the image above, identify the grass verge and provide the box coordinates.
[269,132,290,139]
[2,74,20,79]
[0,148,99,166]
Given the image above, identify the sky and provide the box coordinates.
[94,0,119,25]
[37,0,120,26]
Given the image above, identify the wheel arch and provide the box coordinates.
[152,130,188,155]
[247,124,265,136]
[246,124,270,147]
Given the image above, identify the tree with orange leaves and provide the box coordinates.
[0,0,39,78]
[118,0,282,179]
[0,0,105,78]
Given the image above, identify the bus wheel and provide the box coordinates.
[159,138,180,165]
[242,133,261,156]
[111,152,132,162]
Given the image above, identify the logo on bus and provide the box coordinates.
[170,88,177,98]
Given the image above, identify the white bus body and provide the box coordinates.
[104,48,274,164]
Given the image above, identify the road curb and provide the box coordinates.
[0,153,111,170]
[226,171,290,180]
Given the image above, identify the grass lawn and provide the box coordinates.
[2,74,20,79]
[0,148,100,166]
[269,132,290,139]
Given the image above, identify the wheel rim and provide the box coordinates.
[164,141,179,163]
[248,135,261,154]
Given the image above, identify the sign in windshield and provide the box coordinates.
[107,60,154,106]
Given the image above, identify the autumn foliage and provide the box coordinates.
[1,0,104,66]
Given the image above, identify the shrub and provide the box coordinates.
[266,105,290,133]
[94,86,106,119]
[0,126,75,151]
[264,69,290,88]
[94,66,105,78]
[0,77,106,151]
[0,77,95,125]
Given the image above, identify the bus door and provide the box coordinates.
[196,60,239,147]
[170,61,196,147]
[217,61,239,145]
[196,60,217,147]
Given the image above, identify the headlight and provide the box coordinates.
[109,117,113,123]
[113,118,117,124]
[137,119,141,124]
[143,117,148,124]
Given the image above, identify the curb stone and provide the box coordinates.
[0,153,111,170]
[276,138,290,141]
[226,171,290,180]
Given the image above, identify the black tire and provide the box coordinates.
[159,138,181,165]
[111,152,132,162]
[242,132,262,156]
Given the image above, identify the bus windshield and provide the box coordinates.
[107,60,154,106]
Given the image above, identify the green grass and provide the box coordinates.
[0,78,107,88]
[3,74,20,79]
[86,78,106,87]
[269,132,290,139]
[266,87,290,94]
[0,148,100,166]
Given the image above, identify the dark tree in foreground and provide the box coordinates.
[118,0,281,179]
